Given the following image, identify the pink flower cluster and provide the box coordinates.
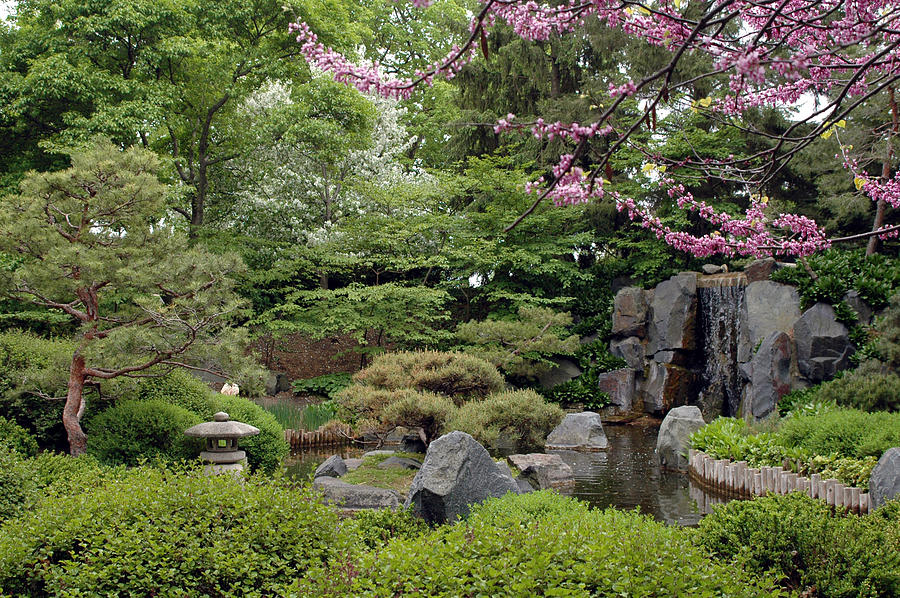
[290,0,900,257]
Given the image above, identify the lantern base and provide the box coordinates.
[204,461,246,476]
[200,449,246,464]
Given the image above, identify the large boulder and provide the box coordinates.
[377,456,422,470]
[794,303,854,382]
[647,273,698,353]
[507,453,575,490]
[657,406,705,471]
[545,412,609,451]
[610,337,645,370]
[537,357,583,390]
[738,281,801,363]
[843,290,873,326]
[312,477,403,510]
[596,368,636,414]
[743,258,776,283]
[870,447,900,508]
[405,431,520,524]
[640,362,696,414]
[314,455,348,478]
[612,287,652,338]
[740,331,793,420]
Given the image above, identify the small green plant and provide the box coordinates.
[301,401,339,431]
[542,370,612,410]
[260,400,306,430]
[291,373,353,398]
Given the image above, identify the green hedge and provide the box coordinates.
[0,466,346,597]
[696,493,900,597]
[447,389,564,448]
[778,409,900,459]
[86,400,203,466]
[0,415,37,457]
[297,491,783,597]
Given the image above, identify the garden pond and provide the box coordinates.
[285,424,731,526]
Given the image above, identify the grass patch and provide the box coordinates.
[339,452,423,494]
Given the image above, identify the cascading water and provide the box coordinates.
[696,276,746,417]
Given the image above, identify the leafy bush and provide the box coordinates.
[346,507,429,550]
[352,351,505,403]
[292,373,353,398]
[0,415,37,457]
[0,466,348,597]
[446,390,564,448]
[0,447,36,523]
[86,400,203,466]
[696,493,900,597]
[542,370,611,410]
[213,394,288,473]
[297,491,782,597]
[135,370,218,417]
[778,409,900,459]
[815,363,900,412]
[381,391,457,445]
[0,331,74,449]
[337,386,456,446]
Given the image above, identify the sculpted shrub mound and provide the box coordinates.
[697,493,900,597]
[352,351,504,402]
[0,467,346,597]
[447,390,564,448]
[336,386,456,446]
[297,491,782,597]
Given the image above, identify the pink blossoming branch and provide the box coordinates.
[291,0,900,257]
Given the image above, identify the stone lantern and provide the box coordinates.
[184,411,259,475]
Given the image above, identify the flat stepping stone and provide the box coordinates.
[377,456,421,470]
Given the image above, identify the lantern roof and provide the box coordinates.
[184,412,260,439]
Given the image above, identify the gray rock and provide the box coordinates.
[652,350,692,366]
[656,406,705,471]
[610,337,645,370]
[612,287,652,338]
[537,357,583,390]
[378,456,422,470]
[405,431,520,524]
[744,258,776,283]
[495,460,530,494]
[843,290,873,325]
[312,477,403,510]
[363,449,396,458]
[702,264,727,275]
[596,368,635,413]
[870,448,900,508]
[546,412,609,451]
[314,454,348,478]
[265,371,291,396]
[344,458,363,471]
[507,453,575,490]
[640,361,696,414]
[647,273,698,353]
[741,331,793,420]
[738,281,802,363]
[794,303,854,382]
[516,477,537,493]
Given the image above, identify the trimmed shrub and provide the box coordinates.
[135,370,218,417]
[346,507,429,550]
[696,493,900,597]
[352,351,505,403]
[446,389,564,448]
[778,409,900,459]
[297,491,782,597]
[131,371,288,472]
[816,363,900,412]
[337,386,455,445]
[213,394,288,473]
[0,447,36,523]
[0,415,38,457]
[0,467,347,597]
[86,400,203,466]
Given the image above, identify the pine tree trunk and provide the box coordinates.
[63,353,88,456]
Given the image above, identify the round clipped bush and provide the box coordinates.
[446,390,564,448]
[337,386,456,445]
[0,415,38,457]
[0,467,347,597]
[213,394,288,473]
[134,370,218,417]
[86,400,203,466]
[298,491,781,597]
[816,365,900,412]
[352,351,505,403]
[381,391,457,445]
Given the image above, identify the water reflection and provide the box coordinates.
[283,426,731,526]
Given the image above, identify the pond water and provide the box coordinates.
[284,424,731,526]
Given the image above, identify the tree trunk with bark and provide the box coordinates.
[63,352,88,456]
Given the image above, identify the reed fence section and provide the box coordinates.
[284,424,353,450]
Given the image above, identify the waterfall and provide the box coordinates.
[696,275,746,417]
